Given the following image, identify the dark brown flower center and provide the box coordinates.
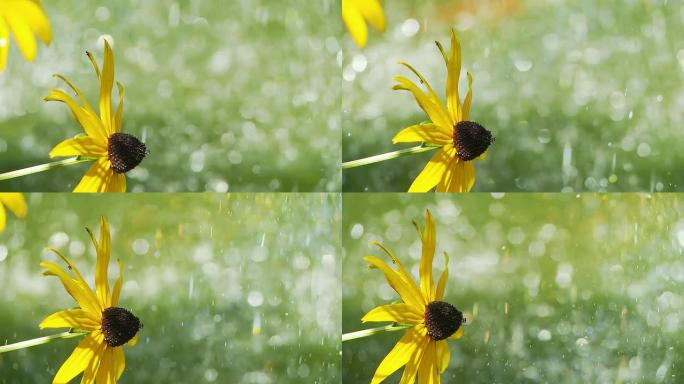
[424,301,463,340]
[452,121,494,161]
[107,133,149,174]
[101,307,141,347]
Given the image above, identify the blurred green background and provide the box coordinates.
[343,193,684,383]
[343,0,684,191]
[0,0,341,192]
[0,193,340,383]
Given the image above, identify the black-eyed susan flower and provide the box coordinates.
[393,30,494,192]
[46,40,148,192]
[40,216,141,383]
[0,192,26,232]
[363,210,464,383]
[342,0,386,48]
[0,0,51,72]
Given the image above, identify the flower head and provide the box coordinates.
[0,193,27,232]
[0,0,52,72]
[40,216,141,383]
[363,210,463,384]
[342,0,386,48]
[393,30,494,192]
[46,40,148,192]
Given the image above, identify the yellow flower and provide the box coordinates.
[342,0,386,48]
[0,192,27,232]
[363,210,463,384]
[0,0,52,72]
[40,216,141,383]
[46,40,148,192]
[393,30,494,193]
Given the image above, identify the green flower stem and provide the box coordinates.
[0,331,88,354]
[342,324,412,342]
[0,156,95,181]
[342,144,441,170]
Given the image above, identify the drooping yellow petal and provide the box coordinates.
[0,204,6,232]
[362,304,424,325]
[434,252,449,301]
[436,155,475,192]
[95,347,117,384]
[40,261,101,316]
[398,327,428,384]
[370,326,424,384]
[126,332,139,347]
[44,89,108,143]
[80,340,103,384]
[52,332,103,384]
[0,193,27,219]
[0,17,9,71]
[392,123,451,146]
[94,216,111,308]
[435,340,450,374]
[49,136,107,158]
[445,30,463,123]
[393,76,452,132]
[39,309,100,331]
[53,74,99,121]
[355,0,385,32]
[398,61,453,127]
[408,147,452,193]
[111,258,123,307]
[418,210,436,302]
[112,347,126,379]
[73,158,125,193]
[342,0,368,48]
[99,40,115,135]
[416,340,439,384]
[365,255,425,311]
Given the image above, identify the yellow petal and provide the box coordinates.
[0,204,6,233]
[49,137,106,158]
[99,40,115,135]
[80,340,102,384]
[53,74,99,120]
[111,259,123,307]
[398,329,427,384]
[436,155,475,192]
[355,0,386,32]
[4,8,36,61]
[126,332,139,347]
[73,158,125,193]
[39,309,100,331]
[0,193,27,218]
[95,347,116,384]
[112,347,126,379]
[113,82,124,133]
[418,210,436,302]
[370,326,424,384]
[417,340,438,384]
[364,255,425,312]
[393,76,452,132]
[41,260,101,316]
[434,252,449,301]
[52,332,103,384]
[392,123,451,145]
[362,304,424,325]
[408,147,452,193]
[95,216,111,308]
[0,17,9,72]
[462,72,474,121]
[446,30,463,123]
[4,1,51,43]
[449,326,464,340]
[436,340,450,373]
[44,89,108,142]
[342,0,368,48]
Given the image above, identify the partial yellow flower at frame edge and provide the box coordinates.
[0,0,52,72]
[45,40,149,193]
[342,0,386,48]
[362,210,465,384]
[392,30,495,193]
[0,193,27,232]
[40,216,141,383]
